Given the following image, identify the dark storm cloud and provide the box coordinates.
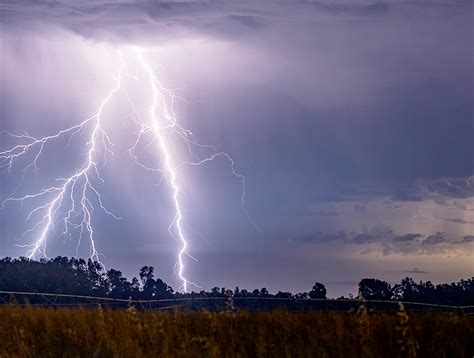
[0,1,390,41]
[291,226,397,245]
[391,176,474,202]
[293,227,472,256]
[352,232,384,244]
[384,232,458,255]
[385,232,474,255]
[306,175,474,207]
[463,235,474,242]
[0,0,389,34]
[456,235,474,244]
[440,217,474,225]
[422,233,447,246]
[393,233,424,242]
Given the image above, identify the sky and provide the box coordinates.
[0,0,473,297]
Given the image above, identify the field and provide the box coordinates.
[0,306,473,357]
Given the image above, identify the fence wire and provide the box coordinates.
[1,290,473,314]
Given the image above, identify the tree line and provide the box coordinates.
[0,257,472,306]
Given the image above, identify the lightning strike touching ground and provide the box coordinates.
[131,48,252,292]
[0,51,126,263]
[135,49,193,292]
[0,46,252,292]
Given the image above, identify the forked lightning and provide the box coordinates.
[0,47,249,292]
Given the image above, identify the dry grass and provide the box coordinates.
[0,305,472,357]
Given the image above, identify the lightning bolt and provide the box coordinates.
[135,49,193,292]
[0,51,125,262]
[131,48,254,292]
[0,46,254,292]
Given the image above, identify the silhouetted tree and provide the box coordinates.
[295,292,309,299]
[239,289,250,297]
[358,278,392,300]
[87,259,108,296]
[309,282,327,299]
[276,291,292,298]
[107,269,137,298]
[392,277,419,301]
[1,257,473,307]
[138,266,173,299]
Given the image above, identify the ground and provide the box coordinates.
[0,306,472,357]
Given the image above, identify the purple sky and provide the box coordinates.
[0,0,473,297]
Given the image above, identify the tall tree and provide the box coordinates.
[358,278,392,300]
[309,282,327,299]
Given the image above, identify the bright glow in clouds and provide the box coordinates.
[0,45,248,292]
